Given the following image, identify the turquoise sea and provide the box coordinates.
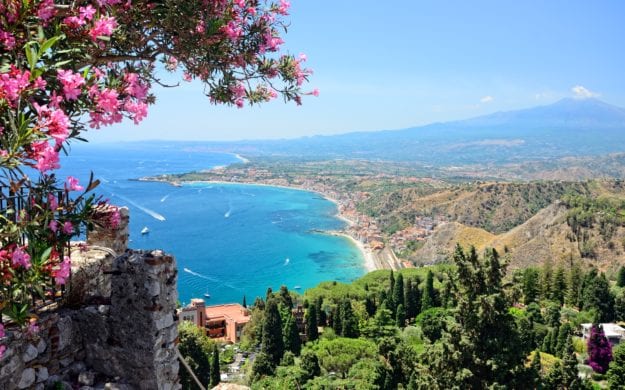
[58,142,365,304]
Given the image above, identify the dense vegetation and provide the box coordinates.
[234,246,625,389]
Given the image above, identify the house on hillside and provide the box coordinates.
[581,323,625,346]
[179,300,251,343]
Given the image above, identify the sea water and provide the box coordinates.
[58,141,365,304]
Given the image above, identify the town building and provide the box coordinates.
[179,300,251,343]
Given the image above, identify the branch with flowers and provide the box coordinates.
[0,0,314,353]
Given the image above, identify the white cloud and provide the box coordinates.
[571,85,600,99]
[480,95,494,103]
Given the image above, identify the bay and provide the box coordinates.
[57,141,365,304]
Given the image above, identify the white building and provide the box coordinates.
[581,323,625,346]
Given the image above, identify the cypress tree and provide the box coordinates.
[283,314,301,355]
[522,268,541,305]
[555,322,572,358]
[305,306,319,342]
[617,265,625,288]
[315,296,327,326]
[210,345,220,387]
[541,260,553,300]
[388,270,396,314]
[551,266,567,305]
[615,290,625,322]
[242,295,247,308]
[530,351,542,389]
[607,343,625,389]
[421,270,435,311]
[266,287,273,301]
[396,304,406,328]
[365,295,377,318]
[566,262,583,308]
[392,273,405,311]
[253,296,265,310]
[340,299,359,338]
[561,335,578,389]
[261,298,284,366]
[278,285,293,309]
[300,352,321,381]
[405,279,418,320]
[332,303,343,335]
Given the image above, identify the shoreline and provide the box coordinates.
[140,177,387,271]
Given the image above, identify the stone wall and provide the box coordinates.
[0,209,180,390]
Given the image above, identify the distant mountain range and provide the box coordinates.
[202,98,625,166]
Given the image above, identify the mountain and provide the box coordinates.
[207,98,625,166]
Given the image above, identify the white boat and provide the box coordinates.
[203,288,211,299]
[294,285,301,290]
[141,227,150,235]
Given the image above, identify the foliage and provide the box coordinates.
[606,343,625,389]
[587,324,613,374]
[210,345,220,387]
[283,314,301,355]
[304,337,377,379]
[617,266,625,288]
[178,321,214,388]
[260,298,284,367]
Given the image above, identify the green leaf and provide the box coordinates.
[39,35,61,54]
[40,247,53,262]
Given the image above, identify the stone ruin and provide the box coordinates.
[0,207,181,390]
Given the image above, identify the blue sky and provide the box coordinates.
[89,0,625,142]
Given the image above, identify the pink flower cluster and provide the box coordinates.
[52,256,71,285]
[9,246,31,269]
[57,70,86,101]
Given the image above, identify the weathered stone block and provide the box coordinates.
[23,343,38,363]
[18,368,36,389]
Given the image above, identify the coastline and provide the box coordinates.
[141,177,387,272]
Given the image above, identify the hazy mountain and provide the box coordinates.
[202,98,625,166]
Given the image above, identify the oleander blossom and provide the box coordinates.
[65,176,84,192]
[52,256,71,285]
[11,247,31,269]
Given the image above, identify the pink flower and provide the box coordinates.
[37,0,56,22]
[108,208,121,228]
[80,5,96,21]
[65,176,84,191]
[62,221,74,235]
[49,220,58,233]
[57,69,85,101]
[277,0,290,15]
[53,256,71,285]
[33,142,60,172]
[312,88,319,97]
[183,72,193,82]
[11,247,31,269]
[48,193,58,210]
[89,16,118,41]
[222,21,242,41]
[165,56,178,71]
[123,100,148,124]
[34,104,70,144]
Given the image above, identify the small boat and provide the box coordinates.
[203,288,211,299]
[294,285,301,290]
[141,227,150,235]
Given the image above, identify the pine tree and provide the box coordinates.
[340,299,359,338]
[606,343,625,389]
[561,335,578,389]
[396,304,406,327]
[300,351,321,381]
[587,324,613,374]
[583,272,615,322]
[617,266,625,288]
[210,345,220,387]
[420,246,529,388]
[283,314,301,355]
[261,298,284,366]
[421,270,435,311]
[305,306,319,342]
[551,266,567,305]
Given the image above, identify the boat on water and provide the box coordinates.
[294,285,301,290]
[141,227,150,235]
[204,288,211,299]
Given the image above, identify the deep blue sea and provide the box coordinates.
[57,141,365,305]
